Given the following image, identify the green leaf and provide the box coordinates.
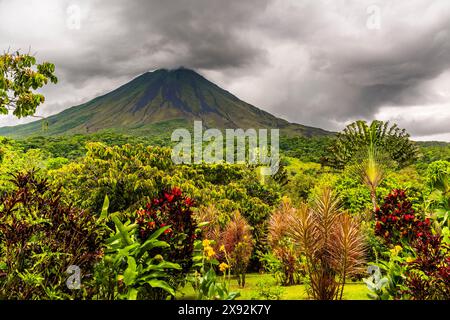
[123,256,138,286]
[105,233,123,245]
[146,225,172,241]
[138,239,169,256]
[197,221,210,228]
[114,243,139,262]
[100,195,109,220]
[147,279,175,296]
[227,292,240,300]
[139,271,168,281]
[127,288,138,300]
[145,261,181,272]
[112,216,134,246]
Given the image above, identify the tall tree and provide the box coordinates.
[329,120,418,214]
[0,50,57,118]
[329,120,418,169]
[352,143,389,213]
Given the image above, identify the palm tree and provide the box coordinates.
[353,143,387,213]
[329,120,418,170]
[330,120,416,215]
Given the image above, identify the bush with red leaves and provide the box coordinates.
[136,187,197,273]
[375,189,431,246]
[0,171,104,299]
[375,189,450,299]
[403,234,450,300]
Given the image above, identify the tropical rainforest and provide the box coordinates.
[0,52,449,300]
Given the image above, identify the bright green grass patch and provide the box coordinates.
[176,273,369,300]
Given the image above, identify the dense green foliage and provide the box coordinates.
[95,217,181,300]
[0,172,103,299]
[1,118,450,300]
[0,47,449,301]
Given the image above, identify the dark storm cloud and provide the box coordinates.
[122,0,269,67]
[253,0,450,126]
[55,0,270,85]
[1,0,450,139]
[241,0,450,137]
[331,18,450,113]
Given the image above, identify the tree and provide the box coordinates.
[329,120,418,214]
[329,120,418,169]
[0,50,57,118]
[351,140,392,213]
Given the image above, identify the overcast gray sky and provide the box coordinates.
[1,0,450,140]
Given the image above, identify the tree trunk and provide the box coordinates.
[370,187,377,218]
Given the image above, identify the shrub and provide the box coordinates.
[426,160,450,193]
[50,142,278,267]
[50,142,173,214]
[404,234,450,300]
[0,171,104,299]
[251,278,285,300]
[195,206,254,287]
[373,189,450,300]
[375,189,431,246]
[135,187,197,282]
[268,198,303,286]
[288,188,366,300]
[0,146,47,193]
[221,211,254,287]
[94,216,180,300]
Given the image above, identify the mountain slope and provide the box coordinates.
[0,68,331,138]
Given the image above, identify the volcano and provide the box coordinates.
[0,68,331,138]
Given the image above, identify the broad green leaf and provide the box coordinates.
[123,256,138,286]
[112,216,133,246]
[227,292,241,300]
[139,271,168,281]
[144,261,181,272]
[138,239,169,256]
[127,288,138,300]
[147,279,175,296]
[146,225,172,242]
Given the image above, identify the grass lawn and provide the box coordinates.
[176,273,369,300]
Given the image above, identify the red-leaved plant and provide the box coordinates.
[403,233,450,299]
[375,189,450,299]
[136,187,197,273]
[375,189,431,246]
[0,171,104,299]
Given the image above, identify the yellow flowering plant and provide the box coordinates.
[188,238,239,300]
[364,244,416,300]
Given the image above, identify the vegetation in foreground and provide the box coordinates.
[1,118,449,300]
[0,52,449,300]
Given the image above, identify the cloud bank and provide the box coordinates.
[0,0,449,140]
